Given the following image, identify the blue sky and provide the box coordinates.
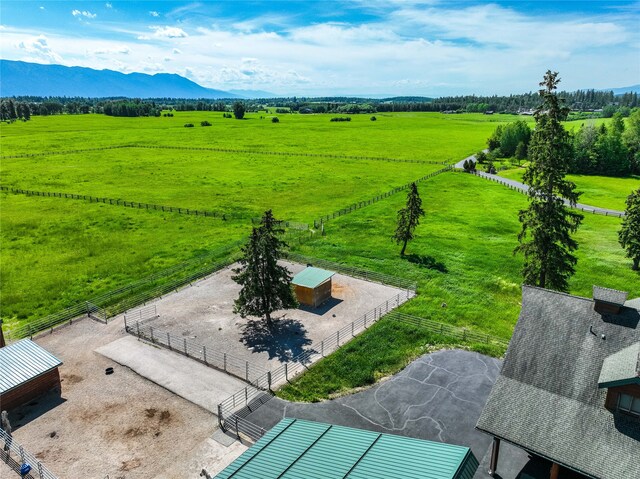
[1,1,639,96]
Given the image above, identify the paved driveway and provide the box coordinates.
[245,349,501,461]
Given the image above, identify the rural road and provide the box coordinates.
[454,154,625,217]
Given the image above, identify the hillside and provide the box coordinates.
[0,60,238,99]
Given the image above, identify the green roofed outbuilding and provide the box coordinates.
[214,418,479,479]
[291,267,335,308]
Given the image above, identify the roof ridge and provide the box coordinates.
[593,285,628,295]
[522,284,593,303]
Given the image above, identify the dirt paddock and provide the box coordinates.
[134,261,407,372]
[5,318,245,479]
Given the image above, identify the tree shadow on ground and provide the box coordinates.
[298,297,343,316]
[403,254,448,273]
[240,316,315,362]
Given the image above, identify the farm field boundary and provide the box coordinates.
[217,306,509,443]
[0,185,247,221]
[1,144,448,165]
[3,242,242,342]
[312,165,453,226]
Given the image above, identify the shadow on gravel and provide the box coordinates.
[240,316,315,362]
[404,254,448,273]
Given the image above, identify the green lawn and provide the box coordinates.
[0,193,247,328]
[498,168,639,211]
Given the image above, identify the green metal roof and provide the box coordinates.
[598,342,640,388]
[215,418,479,479]
[291,267,335,289]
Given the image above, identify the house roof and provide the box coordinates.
[215,418,479,479]
[598,342,640,388]
[291,267,335,289]
[593,285,628,305]
[0,339,63,394]
[476,286,640,479]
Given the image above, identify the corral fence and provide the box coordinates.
[218,304,509,442]
[3,243,241,342]
[283,252,417,292]
[464,171,625,218]
[0,144,448,166]
[312,165,453,226]
[0,185,247,221]
[85,302,106,323]
[124,319,268,383]
[218,290,413,441]
[1,429,59,479]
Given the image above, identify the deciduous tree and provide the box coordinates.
[233,210,298,328]
[619,188,640,270]
[515,71,583,291]
[233,101,246,119]
[393,182,425,256]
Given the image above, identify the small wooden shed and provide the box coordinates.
[0,339,63,411]
[292,267,335,308]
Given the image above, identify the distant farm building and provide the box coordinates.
[214,418,479,479]
[0,339,63,411]
[292,267,335,308]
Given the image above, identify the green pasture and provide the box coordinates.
[290,172,637,340]
[0,193,247,328]
[498,167,639,211]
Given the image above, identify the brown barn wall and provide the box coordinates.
[0,368,61,411]
[313,280,332,307]
[604,384,640,410]
[295,285,315,307]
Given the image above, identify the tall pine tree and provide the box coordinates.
[233,210,298,328]
[619,188,640,271]
[393,182,425,256]
[515,71,583,291]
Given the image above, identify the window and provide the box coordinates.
[617,393,640,416]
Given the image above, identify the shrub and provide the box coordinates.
[233,101,246,119]
[184,123,194,128]
[271,117,279,123]
[330,117,351,122]
[200,121,212,127]
[222,112,232,118]
[370,116,377,121]
[476,151,487,164]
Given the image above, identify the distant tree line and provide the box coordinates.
[486,108,640,176]
[102,100,161,117]
[0,99,32,121]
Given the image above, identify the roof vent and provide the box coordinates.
[593,286,628,315]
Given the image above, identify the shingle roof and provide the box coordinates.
[291,267,335,289]
[476,286,640,479]
[593,285,628,306]
[598,342,640,388]
[215,418,479,479]
[0,339,63,394]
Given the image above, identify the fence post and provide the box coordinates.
[463,329,467,341]
[351,322,354,337]
[337,330,340,346]
[267,372,272,391]
[245,387,248,405]
[235,416,240,439]
[150,327,155,343]
[246,361,249,381]
[218,404,223,429]
[183,338,188,355]
[136,322,140,338]
[167,333,171,349]
[285,363,288,382]
[203,345,207,364]
[224,353,227,371]
[321,341,324,357]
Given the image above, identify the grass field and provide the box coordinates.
[498,167,639,211]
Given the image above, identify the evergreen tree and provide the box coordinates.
[515,71,583,291]
[233,101,246,119]
[393,182,425,256]
[619,188,640,270]
[233,210,298,328]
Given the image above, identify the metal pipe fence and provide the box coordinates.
[0,144,448,165]
[1,429,59,479]
[124,319,268,383]
[312,165,453,226]
[283,253,417,292]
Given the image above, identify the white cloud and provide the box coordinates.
[163,57,171,62]
[92,46,131,55]
[150,26,188,38]
[105,3,112,8]
[137,35,151,41]
[16,35,62,62]
[72,10,97,19]
[150,11,160,17]
[39,6,45,10]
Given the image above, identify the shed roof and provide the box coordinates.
[291,267,335,289]
[215,418,478,479]
[593,285,628,306]
[598,342,640,388]
[0,339,63,394]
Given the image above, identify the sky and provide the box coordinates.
[1,1,639,96]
